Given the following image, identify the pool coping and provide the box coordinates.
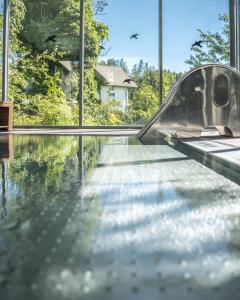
[0,128,140,136]
[173,136,240,185]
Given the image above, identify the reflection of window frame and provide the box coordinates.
[2,0,239,127]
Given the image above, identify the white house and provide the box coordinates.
[57,62,137,111]
[94,65,137,112]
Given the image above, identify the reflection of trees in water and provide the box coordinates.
[9,136,79,192]
[0,135,105,219]
[0,135,105,287]
[1,161,8,218]
[82,136,104,177]
[5,135,104,212]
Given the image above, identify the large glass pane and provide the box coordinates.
[9,0,80,126]
[162,0,230,100]
[0,0,3,100]
[84,0,159,125]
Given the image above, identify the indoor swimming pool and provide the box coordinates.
[1,135,240,300]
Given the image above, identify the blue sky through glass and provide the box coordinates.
[163,0,229,72]
[97,0,159,70]
[97,0,229,73]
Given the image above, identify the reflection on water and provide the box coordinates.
[0,135,104,220]
[0,136,13,219]
[1,160,8,218]
[0,135,104,297]
[0,136,13,160]
[0,135,240,300]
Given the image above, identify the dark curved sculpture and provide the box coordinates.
[138,64,240,144]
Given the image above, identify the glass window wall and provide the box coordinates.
[9,0,81,126]
[83,0,159,126]
[162,0,230,100]
[0,0,238,127]
[0,0,3,100]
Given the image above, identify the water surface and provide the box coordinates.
[1,135,240,300]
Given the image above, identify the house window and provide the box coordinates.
[110,93,115,98]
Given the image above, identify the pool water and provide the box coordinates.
[1,135,240,300]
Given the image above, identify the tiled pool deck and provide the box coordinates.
[1,134,240,300]
[182,137,240,169]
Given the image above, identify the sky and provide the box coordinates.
[97,0,229,72]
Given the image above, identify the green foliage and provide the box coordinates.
[9,47,76,125]
[83,136,106,176]
[9,0,109,125]
[127,60,179,123]
[84,99,126,125]
[84,68,99,116]
[10,49,62,100]
[9,135,79,191]
[162,70,181,99]
[186,14,229,67]
[10,0,25,52]
[14,94,75,126]
[7,0,180,126]
[128,82,159,124]
[126,60,159,123]
[1,136,104,263]
[17,0,108,61]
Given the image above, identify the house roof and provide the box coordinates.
[59,61,73,72]
[95,65,138,88]
[58,62,138,88]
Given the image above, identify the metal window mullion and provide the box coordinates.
[230,0,240,69]
[159,0,163,105]
[236,0,240,69]
[79,0,85,126]
[2,0,10,102]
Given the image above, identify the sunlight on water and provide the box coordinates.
[0,136,240,300]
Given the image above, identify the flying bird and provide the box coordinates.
[123,78,133,84]
[45,35,57,43]
[191,40,204,50]
[100,46,112,56]
[130,33,139,40]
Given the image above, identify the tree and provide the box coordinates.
[7,0,181,126]
[186,14,229,67]
[131,60,145,81]
[128,59,183,122]
[93,0,108,16]
[9,0,109,125]
[128,82,159,124]
[162,70,181,99]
